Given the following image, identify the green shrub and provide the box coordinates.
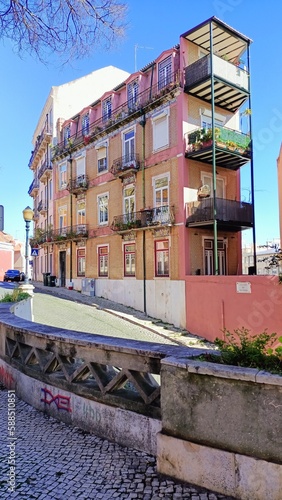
[0,289,30,303]
[201,328,282,375]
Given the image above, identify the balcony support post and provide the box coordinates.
[210,20,219,275]
[140,113,147,314]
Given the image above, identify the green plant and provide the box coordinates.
[0,289,30,303]
[204,328,282,375]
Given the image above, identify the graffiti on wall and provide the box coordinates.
[41,388,72,413]
[0,365,15,389]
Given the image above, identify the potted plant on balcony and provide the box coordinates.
[202,128,213,148]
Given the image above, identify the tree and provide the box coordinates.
[0,0,127,63]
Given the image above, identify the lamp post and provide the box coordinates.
[22,206,34,285]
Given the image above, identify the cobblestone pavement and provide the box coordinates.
[0,386,234,500]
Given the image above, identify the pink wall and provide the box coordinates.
[185,275,282,342]
[0,250,14,281]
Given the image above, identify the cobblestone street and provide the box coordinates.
[0,386,234,500]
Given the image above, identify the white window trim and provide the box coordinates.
[97,192,109,226]
[97,244,109,278]
[200,171,226,198]
[200,108,225,125]
[95,139,109,150]
[152,172,170,187]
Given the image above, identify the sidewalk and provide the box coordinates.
[32,281,212,349]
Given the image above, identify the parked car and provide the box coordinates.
[3,270,24,282]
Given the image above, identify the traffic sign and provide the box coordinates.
[31,248,39,256]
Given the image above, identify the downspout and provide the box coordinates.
[69,151,73,286]
[210,21,218,275]
[247,43,256,274]
[140,113,147,313]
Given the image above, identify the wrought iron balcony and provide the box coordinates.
[186,197,253,231]
[28,178,39,197]
[185,126,251,170]
[184,54,249,113]
[67,175,89,195]
[28,124,52,170]
[52,225,88,243]
[111,154,140,178]
[37,200,48,215]
[38,160,52,181]
[53,71,181,160]
[111,206,175,232]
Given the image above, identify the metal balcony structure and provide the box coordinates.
[28,178,39,197]
[182,18,251,113]
[67,175,89,195]
[28,124,52,171]
[52,71,181,160]
[111,206,175,232]
[185,126,251,170]
[186,198,253,232]
[111,154,140,178]
[37,200,47,215]
[38,160,52,182]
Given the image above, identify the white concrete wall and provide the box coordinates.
[95,279,186,328]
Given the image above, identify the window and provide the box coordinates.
[58,207,67,233]
[127,80,139,110]
[124,186,135,216]
[123,129,135,163]
[98,246,108,277]
[158,56,172,89]
[82,113,89,136]
[155,240,169,277]
[204,239,226,275]
[97,147,108,173]
[59,162,67,189]
[77,200,86,233]
[201,173,225,198]
[102,98,112,122]
[77,248,85,276]
[152,111,169,151]
[76,156,86,183]
[200,111,224,130]
[124,243,135,276]
[63,125,71,145]
[98,194,108,225]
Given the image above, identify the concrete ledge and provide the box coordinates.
[157,433,282,500]
[0,358,161,456]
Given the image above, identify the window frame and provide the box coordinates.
[97,193,109,225]
[152,109,169,152]
[155,239,169,277]
[124,242,136,277]
[98,245,109,277]
[77,248,86,277]
[59,162,67,190]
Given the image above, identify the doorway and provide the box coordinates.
[59,251,66,287]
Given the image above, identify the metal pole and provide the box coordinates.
[210,20,218,275]
[69,152,73,285]
[24,220,31,284]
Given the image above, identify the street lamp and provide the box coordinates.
[22,206,34,284]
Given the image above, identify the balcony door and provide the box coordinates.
[123,129,135,164]
[204,239,226,275]
[123,186,135,223]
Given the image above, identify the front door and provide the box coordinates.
[204,239,227,275]
[59,251,66,287]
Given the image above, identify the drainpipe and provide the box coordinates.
[247,43,256,275]
[210,20,218,275]
[69,151,73,287]
[140,113,147,313]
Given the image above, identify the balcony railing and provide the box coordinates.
[184,55,249,112]
[52,71,181,160]
[186,197,253,231]
[37,200,47,214]
[38,160,52,180]
[111,154,140,177]
[28,124,52,170]
[185,126,251,170]
[67,175,89,194]
[28,178,39,196]
[31,225,89,246]
[111,206,175,232]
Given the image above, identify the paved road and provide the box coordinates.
[0,283,232,499]
[0,386,233,500]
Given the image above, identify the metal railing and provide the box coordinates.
[112,206,175,231]
[111,154,140,176]
[186,198,253,225]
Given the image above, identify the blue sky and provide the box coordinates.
[0,0,281,245]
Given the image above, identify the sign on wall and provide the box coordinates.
[0,205,4,231]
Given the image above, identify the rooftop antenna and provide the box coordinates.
[134,44,154,72]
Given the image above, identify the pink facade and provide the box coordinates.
[185,275,282,342]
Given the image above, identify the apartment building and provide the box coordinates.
[30,17,254,328]
[28,66,130,281]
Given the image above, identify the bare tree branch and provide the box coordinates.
[0,0,127,63]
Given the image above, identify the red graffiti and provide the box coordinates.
[41,388,72,412]
[0,366,15,389]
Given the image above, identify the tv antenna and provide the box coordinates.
[134,44,154,72]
